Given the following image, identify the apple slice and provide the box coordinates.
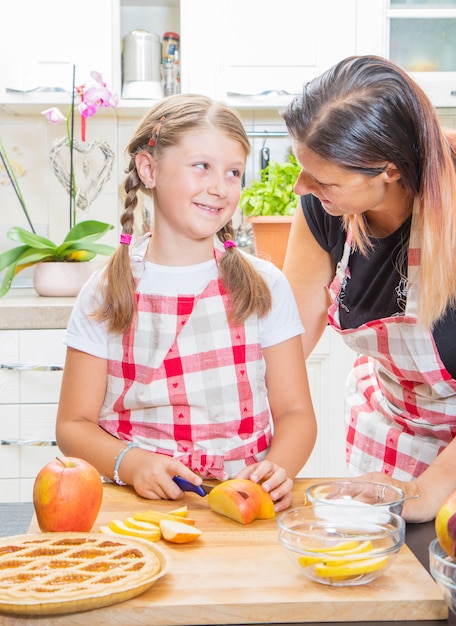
[298,540,374,568]
[314,555,389,579]
[169,505,188,517]
[159,519,202,544]
[123,517,160,531]
[134,509,196,526]
[105,519,161,541]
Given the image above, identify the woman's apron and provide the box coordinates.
[99,234,272,480]
[327,212,456,480]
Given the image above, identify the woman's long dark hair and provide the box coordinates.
[282,55,456,327]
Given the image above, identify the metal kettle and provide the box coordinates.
[122,29,161,96]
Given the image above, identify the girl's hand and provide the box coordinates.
[125,449,203,501]
[236,460,293,512]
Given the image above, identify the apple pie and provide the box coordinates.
[0,532,170,616]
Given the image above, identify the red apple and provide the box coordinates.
[33,457,103,532]
[207,478,275,524]
[435,490,456,558]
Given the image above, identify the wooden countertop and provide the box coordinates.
[0,289,75,329]
[15,479,447,626]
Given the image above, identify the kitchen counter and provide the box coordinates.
[0,289,75,329]
[8,480,448,626]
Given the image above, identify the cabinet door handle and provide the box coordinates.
[0,364,63,371]
[1,439,57,446]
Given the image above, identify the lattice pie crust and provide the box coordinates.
[0,532,169,616]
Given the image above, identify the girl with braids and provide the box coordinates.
[281,55,456,522]
[56,93,316,509]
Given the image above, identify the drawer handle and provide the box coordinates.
[1,439,57,446]
[0,364,63,371]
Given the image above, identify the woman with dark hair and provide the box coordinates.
[282,55,456,522]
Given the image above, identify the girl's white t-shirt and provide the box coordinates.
[65,254,304,358]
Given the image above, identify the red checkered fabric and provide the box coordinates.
[99,236,272,480]
[328,212,456,480]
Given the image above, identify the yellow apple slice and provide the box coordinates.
[159,519,202,544]
[305,540,362,553]
[134,509,196,526]
[314,555,389,579]
[123,517,160,531]
[105,519,161,541]
[298,540,373,568]
[169,505,188,517]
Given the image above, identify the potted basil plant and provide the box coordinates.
[239,153,300,269]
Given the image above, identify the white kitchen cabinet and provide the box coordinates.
[357,0,456,107]
[0,0,115,108]
[181,0,358,108]
[298,326,355,479]
[0,330,65,502]
[0,0,180,114]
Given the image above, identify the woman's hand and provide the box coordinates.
[357,472,429,523]
[236,460,293,512]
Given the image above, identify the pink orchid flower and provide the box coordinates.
[42,70,117,142]
[78,71,119,119]
[41,107,67,124]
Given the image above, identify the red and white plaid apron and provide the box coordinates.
[99,234,272,480]
[327,211,456,480]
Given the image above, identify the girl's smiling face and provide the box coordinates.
[148,128,246,248]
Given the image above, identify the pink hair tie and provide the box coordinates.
[120,233,133,245]
[224,240,237,250]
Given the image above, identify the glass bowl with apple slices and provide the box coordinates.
[305,480,406,518]
[429,539,456,614]
[277,505,405,587]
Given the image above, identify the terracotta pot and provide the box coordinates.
[33,262,95,297]
[246,216,293,270]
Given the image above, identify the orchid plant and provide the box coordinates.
[0,70,118,297]
[42,69,119,227]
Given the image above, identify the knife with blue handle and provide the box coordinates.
[173,476,213,497]
[173,476,250,499]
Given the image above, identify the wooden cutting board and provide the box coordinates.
[5,479,447,625]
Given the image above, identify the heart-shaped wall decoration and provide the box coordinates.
[49,137,115,211]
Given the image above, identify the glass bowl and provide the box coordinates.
[429,538,456,614]
[277,506,405,587]
[305,480,406,518]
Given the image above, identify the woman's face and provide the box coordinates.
[292,143,393,218]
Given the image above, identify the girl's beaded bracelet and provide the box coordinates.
[113,442,139,486]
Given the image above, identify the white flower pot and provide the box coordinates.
[33,262,95,297]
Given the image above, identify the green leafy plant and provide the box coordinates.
[240,153,301,217]
[0,221,115,297]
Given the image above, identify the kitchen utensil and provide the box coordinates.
[172,476,213,497]
[429,538,456,614]
[261,144,270,171]
[305,480,406,517]
[277,505,405,587]
[172,476,250,499]
[122,30,162,99]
